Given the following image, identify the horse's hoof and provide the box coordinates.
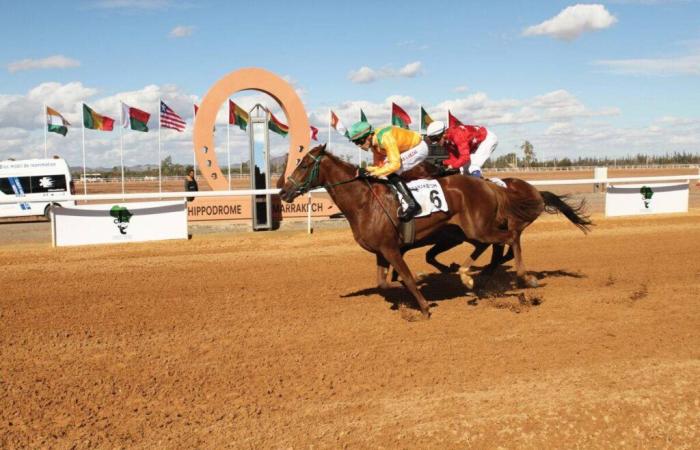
[459,271,475,290]
[525,275,539,288]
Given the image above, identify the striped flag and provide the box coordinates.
[391,102,411,129]
[160,101,186,132]
[330,110,348,138]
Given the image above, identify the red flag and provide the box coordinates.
[310,125,319,141]
[391,102,412,129]
[194,103,216,132]
[448,110,463,128]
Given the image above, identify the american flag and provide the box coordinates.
[160,101,186,132]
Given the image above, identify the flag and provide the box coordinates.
[391,102,411,129]
[420,107,434,130]
[360,109,367,122]
[46,106,70,136]
[448,110,463,128]
[83,104,114,131]
[228,100,249,131]
[160,101,186,132]
[121,102,150,132]
[310,125,319,141]
[268,111,289,137]
[194,104,216,132]
[330,110,348,137]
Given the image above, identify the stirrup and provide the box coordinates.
[399,204,421,222]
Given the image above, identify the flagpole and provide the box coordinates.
[119,102,125,198]
[418,104,422,134]
[192,104,197,175]
[81,103,87,196]
[328,109,331,150]
[158,98,162,193]
[43,103,47,158]
[227,106,231,190]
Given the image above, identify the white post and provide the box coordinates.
[119,102,125,198]
[43,103,47,158]
[227,109,231,190]
[307,192,312,234]
[50,205,56,247]
[81,103,87,195]
[158,98,162,193]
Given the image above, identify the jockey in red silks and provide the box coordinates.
[426,120,498,178]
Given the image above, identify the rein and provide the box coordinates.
[286,152,399,230]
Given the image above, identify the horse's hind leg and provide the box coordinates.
[382,247,431,318]
[511,231,538,288]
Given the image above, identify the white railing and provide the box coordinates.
[2,174,699,205]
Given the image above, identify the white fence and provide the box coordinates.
[3,173,700,232]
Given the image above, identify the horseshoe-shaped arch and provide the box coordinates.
[192,67,310,191]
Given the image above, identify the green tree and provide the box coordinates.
[520,140,536,166]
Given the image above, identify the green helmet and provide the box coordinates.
[348,121,373,142]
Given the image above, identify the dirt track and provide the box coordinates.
[2,211,700,448]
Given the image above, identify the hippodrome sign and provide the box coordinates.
[191,67,336,221]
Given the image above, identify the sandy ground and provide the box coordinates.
[1,209,699,448]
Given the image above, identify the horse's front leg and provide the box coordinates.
[457,241,490,290]
[376,254,402,289]
[382,247,431,318]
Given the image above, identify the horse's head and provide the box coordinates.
[279,143,327,203]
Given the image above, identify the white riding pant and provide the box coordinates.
[459,130,498,175]
[396,140,429,174]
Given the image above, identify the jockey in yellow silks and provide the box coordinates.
[348,121,428,221]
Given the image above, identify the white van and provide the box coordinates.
[0,158,76,219]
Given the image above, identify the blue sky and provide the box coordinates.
[0,0,698,168]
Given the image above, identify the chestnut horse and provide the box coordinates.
[280,144,590,318]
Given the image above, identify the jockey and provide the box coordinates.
[426,120,498,178]
[348,121,428,221]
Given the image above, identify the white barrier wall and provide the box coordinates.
[605,182,689,217]
[52,201,188,247]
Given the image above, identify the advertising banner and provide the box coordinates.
[53,201,188,247]
[605,182,689,217]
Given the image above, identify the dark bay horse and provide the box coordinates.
[280,144,590,318]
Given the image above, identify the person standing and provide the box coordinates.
[185,168,198,202]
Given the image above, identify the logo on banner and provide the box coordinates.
[110,205,133,235]
[640,186,654,209]
[38,177,54,188]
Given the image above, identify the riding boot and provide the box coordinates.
[388,173,421,221]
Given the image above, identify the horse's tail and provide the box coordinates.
[540,191,594,234]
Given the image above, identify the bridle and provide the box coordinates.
[285,150,399,229]
[285,151,358,197]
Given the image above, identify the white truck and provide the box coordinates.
[0,158,76,219]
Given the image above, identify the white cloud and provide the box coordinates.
[92,0,175,9]
[523,4,617,41]
[348,61,423,84]
[169,25,194,38]
[454,85,469,93]
[595,53,700,75]
[348,67,379,84]
[397,61,423,77]
[7,55,80,73]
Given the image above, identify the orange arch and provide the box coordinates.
[192,68,310,191]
